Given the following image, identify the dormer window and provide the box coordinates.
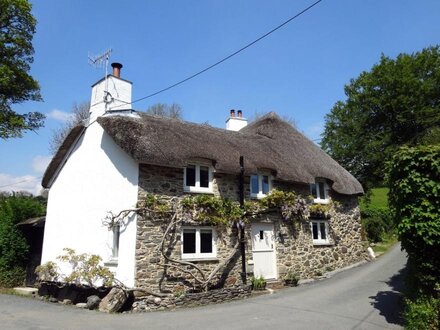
[310,179,329,203]
[250,173,272,199]
[184,164,213,193]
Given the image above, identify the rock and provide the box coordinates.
[62,299,72,305]
[99,287,128,313]
[49,297,58,303]
[86,295,101,310]
[76,303,88,308]
[153,297,161,304]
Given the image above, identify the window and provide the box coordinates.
[184,164,213,193]
[112,225,120,259]
[311,220,330,245]
[250,173,272,198]
[310,179,329,203]
[181,227,216,259]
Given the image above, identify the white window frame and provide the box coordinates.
[184,164,213,193]
[181,227,217,260]
[250,173,272,199]
[310,220,330,245]
[310,179,329,204]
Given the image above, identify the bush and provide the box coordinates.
[362,217,386,243]
[387,145,440,294]
[404,297,440,330]
[251,276,266,290]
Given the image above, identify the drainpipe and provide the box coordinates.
[239,156,247,284]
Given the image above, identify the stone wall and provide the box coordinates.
[132,286,251,312]
[135,164,367,294]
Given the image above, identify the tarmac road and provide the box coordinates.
[0,244,406,330]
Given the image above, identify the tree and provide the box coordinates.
[49,101,90,154]
[0,192,46,287]
[146,103,182,119]
[321,46,440,188]
[0,0,44,139]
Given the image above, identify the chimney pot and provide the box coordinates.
[237,110,242,118]
[230,109,235,117]
[111,62,123,78]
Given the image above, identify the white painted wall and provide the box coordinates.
[41,122,139,286]
[225,116,248,131]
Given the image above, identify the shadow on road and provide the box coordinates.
[369,264,406,327]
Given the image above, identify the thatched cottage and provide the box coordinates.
[41,63,366,295]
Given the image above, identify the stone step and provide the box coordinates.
[13,287,38,296]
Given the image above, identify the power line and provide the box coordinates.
[0,177,42,189]
[112,0,323,109]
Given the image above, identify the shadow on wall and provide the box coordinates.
[368,264,407,326]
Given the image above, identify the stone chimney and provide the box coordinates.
[226,109,247,131]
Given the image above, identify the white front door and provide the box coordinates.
[251,223,277,279]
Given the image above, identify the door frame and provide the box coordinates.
[251,222,277,280]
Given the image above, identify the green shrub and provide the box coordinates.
[387,145,440,294]
[251,276,266,290]
[362,217,386,243]
[404,297,440,330]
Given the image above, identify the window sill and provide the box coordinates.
[181,257,218,262]
[313,199,330,204]
[250,193,268,199]
[184,187,214,194]
[312,241,333,246]
[104,259,118,267]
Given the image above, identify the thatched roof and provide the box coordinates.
[42,112,363,195]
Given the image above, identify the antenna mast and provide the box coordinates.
[88,48,113,110]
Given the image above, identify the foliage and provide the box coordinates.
[362,217,386,243]
[0,193,46,287]
[251,276,266,290]
[55,248,114,287]
[360,187,389,210]
[182,194,243,225]
[284,271,299,287]
[404,296,440,330]
[0,0,44,139]
[146,103,183,119]
[49,101,90,154]
[308,203,331,219]
[138,194,172,215]
[35,261,59,282]
[260,189,309,222]
[387,145,440,294]
[321,46,440,188]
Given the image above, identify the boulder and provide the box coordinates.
[86,295,101,310]
[99,287,128,313]
[76,303,87,309]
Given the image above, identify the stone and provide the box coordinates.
[62,299,72,305]
[153,297,162,304]
[99,288,128,313]
[49,297,58,303]
[86,295,101,310]
[76,303,88,308]
[13,287,38,296]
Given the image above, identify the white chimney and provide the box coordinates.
[226,109,247,131]
[89,62,133,122]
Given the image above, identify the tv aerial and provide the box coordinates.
[88,48,113,107]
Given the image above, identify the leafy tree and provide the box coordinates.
[387,145,440,294]
[0,0,44,139]
[49,101,90,154]
[146,103,182,119]
[0,192,46,286]
[321,46,440,188]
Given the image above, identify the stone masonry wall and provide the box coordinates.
[135,164,367,294]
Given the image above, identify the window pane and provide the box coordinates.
[186,165,196,187]
[312,222,318,240]
[310,183,317,198]
[318,182,326,199]
[251,175,259,194]
[320,222,326,240]
[200,166,209,188]
[200,229,212,253]
[183,230,196,254]
[262,175,269,194]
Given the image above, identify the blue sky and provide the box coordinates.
[1,0,439,194]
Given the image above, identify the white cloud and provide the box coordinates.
[32,155,52,174]
[0,173,43,196]
[46,109,73,122]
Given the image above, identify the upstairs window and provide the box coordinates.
[184,164,213,193]
[181,227,216,259]
[250,173,271,199]
[310,179,329,203]
[311,220,330,245]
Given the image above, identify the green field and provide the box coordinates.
[360,187,389,210]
